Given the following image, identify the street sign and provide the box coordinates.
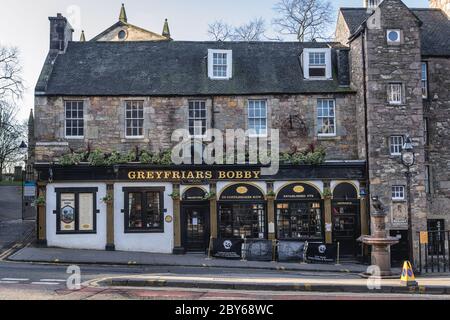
[419,231,429,244]
[24,181,36,197]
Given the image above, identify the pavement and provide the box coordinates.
[8,246,379,274]
[95,273,450,295]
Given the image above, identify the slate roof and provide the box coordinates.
[339,7,450,56]
[36,41,353,96]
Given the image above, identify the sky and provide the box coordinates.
[0,0,428,121]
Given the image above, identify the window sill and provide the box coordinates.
[124,229,165,234]
[392,199,406,203]
[56,231,97,235]
[317,134,337,139]
[124,136,145,140]
[209,76,232,80]
[65,136,85,140]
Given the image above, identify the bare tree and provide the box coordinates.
[207,20,233,41]
[272,0,334,42]
[0,102,26,180]
[232,18,267,41]
[0,46,24,101]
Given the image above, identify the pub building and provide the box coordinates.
[31,0,450,265]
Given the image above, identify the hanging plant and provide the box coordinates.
[203,191,217,200]
[139,151,153,164]
[323,187,332,198]
[266,190,276,198]
[101,193,113,204]
[169,191,180,200]
[35,196,46,206]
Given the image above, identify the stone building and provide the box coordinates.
[31,1,450,266]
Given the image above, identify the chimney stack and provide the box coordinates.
[49,13,74,52]
[430,0,450,18]
[364,0,382,13]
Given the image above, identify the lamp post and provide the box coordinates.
[19,141,28,221]
[401,135,415,265]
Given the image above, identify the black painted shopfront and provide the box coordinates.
[181,187,210,252]
[218,184,267,240]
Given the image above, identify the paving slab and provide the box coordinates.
[8,246,377,273]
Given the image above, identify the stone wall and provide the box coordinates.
[424,57,450,226]
[362,0,428,261]
[34,94,359,162]
[95,24,167,41]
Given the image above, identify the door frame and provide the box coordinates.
[331,200,361,256]
[181,201,211,252]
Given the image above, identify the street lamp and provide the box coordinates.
[401,135,415,265]
[19,141,28,221]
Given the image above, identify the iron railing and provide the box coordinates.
[418,230,450,273]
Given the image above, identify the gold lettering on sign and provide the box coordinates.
[205,171,213,179]
[137,171,145,180]
[127,170,261,181]
[128,171,136,180]
[219,171,226,179]
[172,171,181,179]
[253,171,261,179]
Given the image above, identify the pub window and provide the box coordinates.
[65,101,84,138]
[125,100,144,138]
[391,186,405,201]
[277,202,322,239]
[421,62,428,99]
[123,188,164,233]
[55,188,98,234]
[248,100,267,137]
[219,203,266,239]
[188,100,207,137]
[388,83,403,105]
[389,135,404,156]
[317,99,336,136]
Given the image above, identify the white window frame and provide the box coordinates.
[389,135,404,156]
[125,100,145,139]
[388,83,403,105]
[64,100,84,139]
[188,100,208,138]
[317,99,336,137]
[387,29,401,44]
[421,62,428,99]
[392,185,405,201]
[303,48,332,80]
[208,49,233,80]
[247,99,268,138]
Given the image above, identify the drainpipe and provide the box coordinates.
[361,27,372,222]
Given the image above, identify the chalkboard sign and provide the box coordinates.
[305,242,337,263]
[212,238,243,259]
[277,241,306,262]
[244,240,273,262]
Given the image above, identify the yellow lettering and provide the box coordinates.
[155,171,163,179]
[244,171,252,179]
[219,171,226,179]
[128,171,136,180]
[137,171,145,180]
[236,171,243,179]
[172,171,181,179]
[227,172,235,179]
[205,171,213,179]
[164,171,172,179]
[196,171,204,179]
[186,172,195,179]
[253,171,261,179]
[146,171,154,179]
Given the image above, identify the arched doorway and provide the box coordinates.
[332,182,360,257]
[218,183,267,239]
[181,187,210,252]
[275,183,324,241]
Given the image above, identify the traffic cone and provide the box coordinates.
[400,261,418,287]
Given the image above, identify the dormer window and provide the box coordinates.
[208,49,232,80]
[303,48,332,80]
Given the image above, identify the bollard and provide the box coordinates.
[336,242,341,265]
[241,238,247,261]
[206,236,213,260]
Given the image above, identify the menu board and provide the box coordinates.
[79,193,93,231]
[60,193,75,231]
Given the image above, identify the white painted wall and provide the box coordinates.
[46,183,107,250]
[114,182,174,253]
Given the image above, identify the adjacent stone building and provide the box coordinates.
[31,1,450,266]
